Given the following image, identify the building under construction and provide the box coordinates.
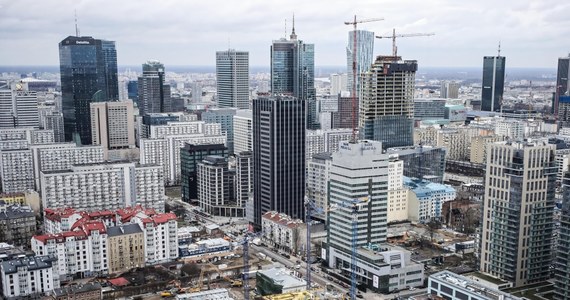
[359,55,418,149]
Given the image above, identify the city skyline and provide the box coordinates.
[1,0,569,68]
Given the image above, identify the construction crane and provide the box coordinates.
[344,16,384,142]
[329,196,370,300]
[375,28,435,57]
[304,196,329,291]
[238,231,263,300]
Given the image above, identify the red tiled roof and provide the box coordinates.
[44,207,78,222]
[108,277,130,286]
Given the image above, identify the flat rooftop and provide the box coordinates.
[431,271,521,300]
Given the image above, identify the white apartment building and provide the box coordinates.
[233,109,253,154]
[470,135,504,164]
[31,221,108,279]
[131,212,178,265]
[404,177,456,223]
[0,127,54,145]
[197,156,243,217]
[305,129,352,160]
[235,151,253,210]
[495,119,525,140]
[40,162,165,212]
[261,211,307,254]
[30,143,104,190]
[0,149,34,193]
[0,83,39,128]
[139,122,226,186]
[306,152,332,216]
[0,255,60,298]
[34,207,179,278]
[436,128,471,161]
[387,157,408,223]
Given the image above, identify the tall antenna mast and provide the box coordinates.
[74,9,80,37]
[497,41,501,57]
[284,19,287,39]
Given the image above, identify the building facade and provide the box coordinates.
[387,146,447,184]
[216,49,250,109]
[235,151,253,212]
[253,96,305,227]
[404,177,456,223]
[0,203,37,247]
[180,143,228,203]
[197,156,243,217]
[261,211,306,254]
[428,271,521,300]
[0,82,39,128]
[554,171,570,300]
[90,101,135,158]
[138,60,171,116]
[59,36,118,144]
[481,55,506,112]
[305,129,352,161]
[271,27,316,129]
[107,223,145,274]
[40,162,165,212]
[202,108,237,154]
[479,141,556,287]
[360,56,417,148]
[555,54,569,116]
[0,255,60,298]
[346,30,375,97]
[233,109,253,154]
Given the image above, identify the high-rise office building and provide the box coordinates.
[42,112,64,142]
[270,23,316,129]
[386,146,447,184]
[0,82,39,128]
[253,95,305,228]
[360,56,417,149]
[202,108,237,154]
[90,101,135,156]
[555,54,570,116]
[138,60,172,116]
[235,151,253,212]
[346,30,375,96]
[216,50,249,109]
[479,141,556,287]
[233,109,253,154]
[127,80,138,104]
[180,143,228,203]
[481,55,506,112]
[555,171,570,300]
[330,73,348,95]
[59,36,119,145]
[197,156,243,217]
[440,81,460,99]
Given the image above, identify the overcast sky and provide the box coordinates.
[1,0,568,68]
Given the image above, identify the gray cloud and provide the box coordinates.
[0,0,568,68]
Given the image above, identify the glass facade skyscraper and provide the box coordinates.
[270,27,317,129]
[216,50,249,109]
[481,56,506,112]
[59,36,118,145]
[138,60,172,116]
[253,95,305,228]
[555,54,570,116]
[346,30,375,96]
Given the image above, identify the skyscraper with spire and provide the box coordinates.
[270,16,317,129]
[346,30,375,97]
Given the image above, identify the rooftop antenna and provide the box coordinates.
[290,13,297,40]
[284,18,287,39]
[74,9,80,37]
[497,41,501,57]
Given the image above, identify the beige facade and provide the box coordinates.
[107,224,145,274]
[90,101,135,160]
[470,135,504,164]
[479,141,556,287]
[387,158,408,223]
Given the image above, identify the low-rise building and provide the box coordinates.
[107,223,145,274]
[0,255,60,299]
[261,211,306,254]
[428,271,521,300]
[0,202,37,247]
[179,238,231,258]
[51,282,102,300]
[256,268,306,296]
[404,177,456,223]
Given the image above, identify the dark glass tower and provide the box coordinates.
[270,23,317,129]
[181,143,228,203]
[481,55,506,112]
[253,95,305,228]
[59,36,118,144]
[555,54,570,116]
[138,60,172,116]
